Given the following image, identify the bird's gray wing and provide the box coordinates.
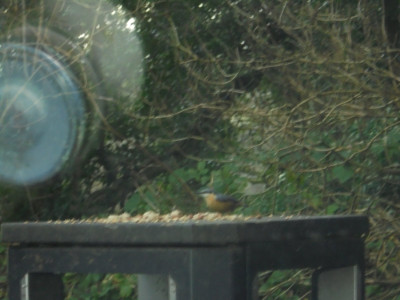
[215,194,239,203]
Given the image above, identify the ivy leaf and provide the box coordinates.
[332,165,353,183]
[119,282,133,298]
[326,203,339,214]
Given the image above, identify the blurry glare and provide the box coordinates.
[77,33,89,40]
[56,0,143,99]
[127,18,136,31]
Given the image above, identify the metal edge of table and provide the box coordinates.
[1,215,369,246]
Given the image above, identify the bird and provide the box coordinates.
[197,188,240,213]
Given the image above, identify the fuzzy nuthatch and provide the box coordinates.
[197,188,240,213]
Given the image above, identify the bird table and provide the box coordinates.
[1,215,369,300]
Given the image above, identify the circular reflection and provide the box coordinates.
[0,0,143,186]
[0,44,85,185]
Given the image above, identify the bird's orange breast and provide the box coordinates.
[205,194,237,213]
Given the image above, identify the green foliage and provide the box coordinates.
[124,161,248,213]
[258,269,311,300]
[63,273,137,300]
[0,237,7,300]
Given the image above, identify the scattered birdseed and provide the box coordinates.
[49,210,262,224]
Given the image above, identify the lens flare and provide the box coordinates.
[0,0,143,186]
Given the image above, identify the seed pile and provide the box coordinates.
[49,210,260,224]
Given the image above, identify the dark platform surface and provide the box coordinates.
[1,215,369,246]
